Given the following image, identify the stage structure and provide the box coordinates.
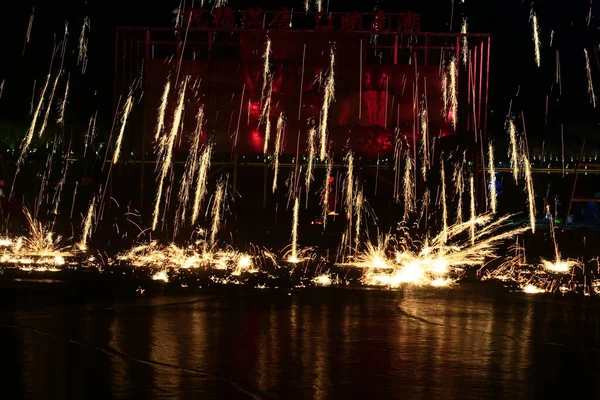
[114,8,490,205]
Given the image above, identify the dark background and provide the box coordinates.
[0,0,597,151]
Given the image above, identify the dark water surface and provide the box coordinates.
[1,285,600,399]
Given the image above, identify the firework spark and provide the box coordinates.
[420,107,429,179]
[507,117,520,183]
[470,174,476,245]
[584,48,596,108]
[77,17,90,73]
[153,78,188,231]
[77,198,96,251]
[531,9,541,67]
[403,152,415,221]
[191,143,213,225]
[56,74,69,125]
[319,47,335,160]
[272,113,285,192]
[209,179,226,246]
[453,155,465,224]
[522,152,536,233]
[38,71,62,138]
[111,93,134,165]
[305,125,316,196]
[440,157,448,243]
[461,18,468,67]
[449,58,458,129]
[155,80,171,141]
[288,196,300,263]
[175,105,205,236]
[323,158,333,228]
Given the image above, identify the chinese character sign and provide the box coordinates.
[182,8,421,32]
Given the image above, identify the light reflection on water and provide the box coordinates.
[2,287,600,399]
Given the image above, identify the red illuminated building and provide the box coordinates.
[114,8,490,160]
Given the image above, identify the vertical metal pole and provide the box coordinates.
[359,39,363,121]
[478,42,484,137]
[141,29,150,209]
[424,34,429,66]
[298,43,306,121]
[483,36,491,140]
[467,49,471,132]
[473,44,478,132]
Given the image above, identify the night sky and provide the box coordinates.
[0,0,597,150]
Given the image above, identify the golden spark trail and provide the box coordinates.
[261,38,271,106]
[355,189,363,252]
[449,58,458,129]
[191,143,213,225]
[56,74,69,125]
[305,126,316,195]
[319,47,335,160]
[262,92,272,154]
[393,131,403,202]
[11,70,53,198]
[111,93,134,165]
[453,156,465,224]
[175,106,204,235]
[51,139,73,215]
[153,78,187,231]
[77,198,95,251]
[345,152,354,250]
[488,142,497,214]
[77,16,90,73]
[584,48,596,107]
[531,9,541,68]
[155,80,171,141]
[272,113,285,193]
[38,71,62,138]
[323,158,333,228]
[507,117,520,183]
[403,153,415,221]
[440,158,448,243]
[442,73,448,117]
[523,152,536,233]
[288,196,300,263]
[22,6,34,55]
[259,38,273,154]
[304,0,310,11]
[461,18,468,67]
[470,174,476,245]
[420,107,429,179]
[209,179,225,245]
[83,112,97,158]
